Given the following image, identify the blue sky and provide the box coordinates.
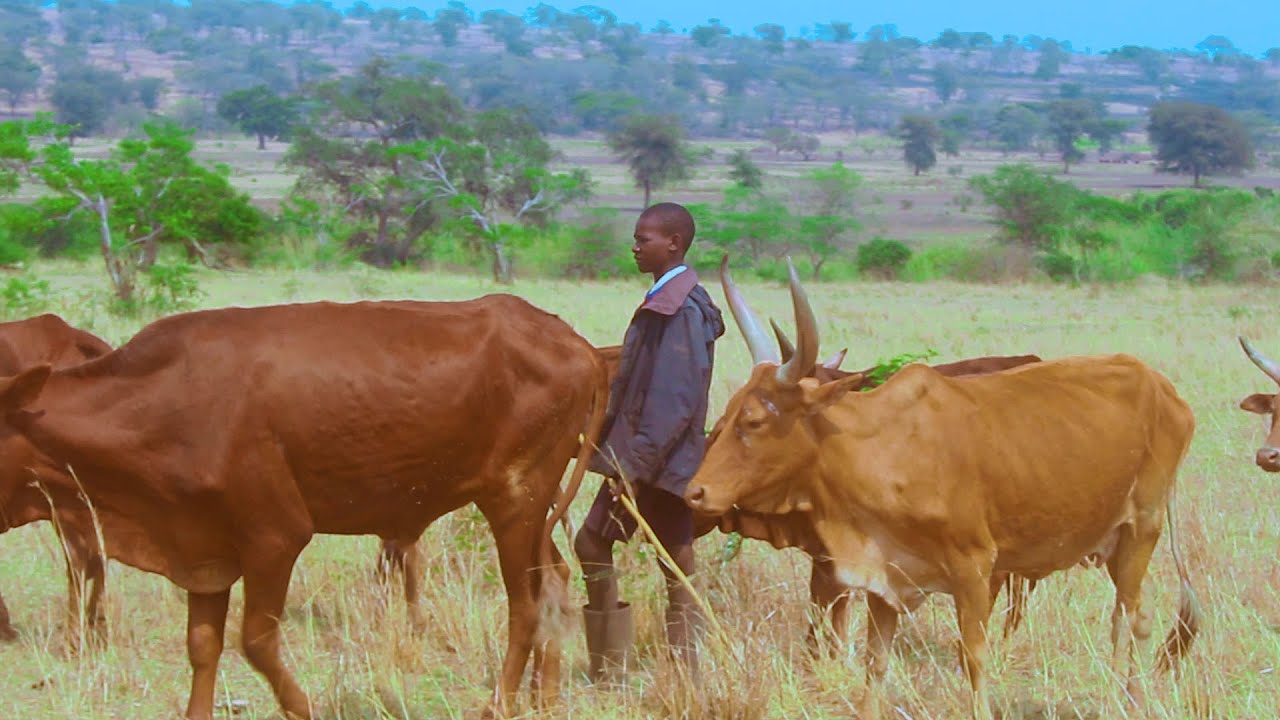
[362,0,1280,56]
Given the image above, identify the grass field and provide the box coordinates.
[0,260,1277,719]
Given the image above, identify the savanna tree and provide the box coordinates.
[607,113,694,208]
[1,117,260,302]
[285,58,467,267]
[898,115,940,175]
[1148,101,1255,186]
[217,85,298,150]
[414,108,592,282]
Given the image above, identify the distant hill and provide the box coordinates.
[1,1,1277,150]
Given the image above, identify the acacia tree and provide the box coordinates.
[1046,98,1098,173]
[1,117,260,302]
[217,85,298,150]
[607,114,694,208]
[0,47,41,115]
[898,115,939,175]
[727,149,763,189]
[415,109,591,283]
[1148,101,1254,186]
[788,162,862,278]
[285,58,467,267]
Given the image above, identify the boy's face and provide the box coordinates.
[632,215,682,275]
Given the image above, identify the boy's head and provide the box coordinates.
[632,202,696,277]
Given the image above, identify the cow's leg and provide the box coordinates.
[806,557,850,658]
[0,590,16,641]
[531,540,569,707]
[240,555,311,720]
[398,537,427,631]
[184,589,231,720]
[858,593,899,720]
[376,536,427,631]
[59,523,107,649]
[1106,516,1161,705]
[989,572,1034,639]
[478,500,545,718]
[953,563,995,720]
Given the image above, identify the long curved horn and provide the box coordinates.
[720,254,779,365]
[770,319,795,363]
[1240,336,1280,386]
[776,258,819,385]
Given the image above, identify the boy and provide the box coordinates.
[574,202,724,681]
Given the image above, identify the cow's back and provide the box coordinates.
[42,297,603,541]
[835,354,1192,575]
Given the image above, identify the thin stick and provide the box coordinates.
[599,450,726,640]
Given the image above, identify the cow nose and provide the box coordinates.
[685,485,705,508]
[1257,447,1280,472]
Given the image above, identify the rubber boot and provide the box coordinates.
[665,603,704,680]
[583,602,632,683]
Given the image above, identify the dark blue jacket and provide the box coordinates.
[588,269,725,496]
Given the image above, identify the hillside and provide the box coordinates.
[2,1,1278,150]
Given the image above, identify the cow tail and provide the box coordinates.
[536,355,609,644]
[1156,483,1202,672]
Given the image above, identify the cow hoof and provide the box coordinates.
[0,625,17,643]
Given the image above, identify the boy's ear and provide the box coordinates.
[1240,393,1275,415]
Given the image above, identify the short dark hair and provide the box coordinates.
[640,202,696,251]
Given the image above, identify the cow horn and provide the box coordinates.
[1240,336,1280,386]
[823,348,848,370]
[776,258,819,385]
[720,254,779,365]
[770,319,795,363]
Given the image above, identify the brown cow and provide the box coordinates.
[0,314,112,642]
[0,298,608,720]
[1236,336,1280,471]
[684,261,1200,719]
[375,343,625,631]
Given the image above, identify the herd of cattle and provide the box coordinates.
[0,258,1272,720]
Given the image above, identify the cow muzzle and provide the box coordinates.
[1256,446,1280,472]
[684,484,728,515]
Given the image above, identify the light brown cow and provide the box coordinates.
[0,314,113,643]
[1236,336,1280,471]
[684,261,1200,719]
[710,262,1045,654]
[0,298,608,720]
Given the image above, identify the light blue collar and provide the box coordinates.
[646,265,688,299]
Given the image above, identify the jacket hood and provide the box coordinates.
[687,284,726,342]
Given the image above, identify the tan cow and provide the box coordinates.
[0,298,608,720]
[684,261,1200,719]
[1236,336,1280,471]
[0,314,113,643]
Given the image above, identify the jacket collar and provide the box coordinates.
[639,267,699,316]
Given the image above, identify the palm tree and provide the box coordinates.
[607,114,693,208]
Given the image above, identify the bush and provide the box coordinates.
[856,238,912,279]
[0,273,53,319]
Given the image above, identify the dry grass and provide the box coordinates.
[0,261,1278,718]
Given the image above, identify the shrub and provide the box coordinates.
[856,238,913,279]
[0,273,53,319]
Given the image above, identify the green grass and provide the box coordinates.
[0,261,1278,718]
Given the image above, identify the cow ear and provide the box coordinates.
[802,372,866,414]
[0,365,52,411]
[1239,393,1276,415]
